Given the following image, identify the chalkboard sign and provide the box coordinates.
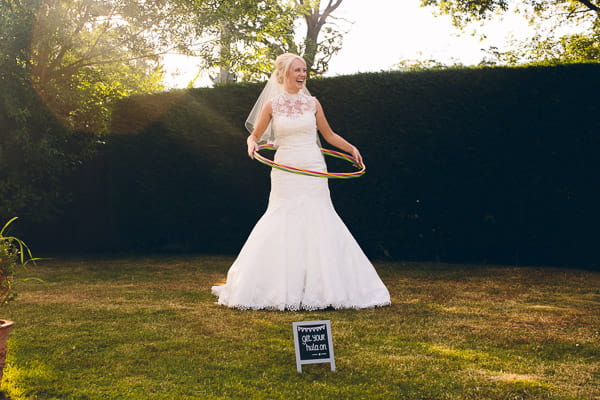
[292,320,336,372]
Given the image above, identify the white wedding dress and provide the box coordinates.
[211,92,391,310]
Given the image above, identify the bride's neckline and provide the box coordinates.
[283,91,302,99]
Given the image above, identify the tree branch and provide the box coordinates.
[53,49,169,79]
[47,1,91,75]
[575,0,600,13]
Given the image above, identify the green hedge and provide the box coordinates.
[27,64,600,267]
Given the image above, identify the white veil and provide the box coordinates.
[245,72,311,144]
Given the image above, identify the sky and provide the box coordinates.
[325,0,535,74]
[163,0,538,88]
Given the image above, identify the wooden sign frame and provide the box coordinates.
[292,320,336,372]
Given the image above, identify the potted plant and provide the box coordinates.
[0,217,38,382]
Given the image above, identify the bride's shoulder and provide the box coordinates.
[304,93,318,106]
[310,95,323,110]
[263,99,273,112]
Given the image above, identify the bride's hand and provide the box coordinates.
[351,146,364,167]
[247,136,258,159]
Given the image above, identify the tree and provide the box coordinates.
[483,28,600,65]
[296,0,347,75]
[25,0,196,133]
[0,0,191,223]
[394,58,464,71]
[421,0,599,28]
[190,0,349,82]
[191,0,298,83]
[1,0,85,223]
[421,0,600,63]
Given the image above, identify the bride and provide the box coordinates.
[211,53,390,310]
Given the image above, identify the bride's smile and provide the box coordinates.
[285,59,308,93]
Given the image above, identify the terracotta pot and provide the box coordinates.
[0,320,14,383]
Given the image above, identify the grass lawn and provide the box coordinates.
[0,255,598,399]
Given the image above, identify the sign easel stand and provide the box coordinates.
[292,320,336,373]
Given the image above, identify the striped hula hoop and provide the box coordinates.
[253,144,366,179]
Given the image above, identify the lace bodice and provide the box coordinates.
[271,92,317,147]
[272,92,314,118]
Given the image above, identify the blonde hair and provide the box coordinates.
[274,53,306,85]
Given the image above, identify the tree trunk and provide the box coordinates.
[299,0,343,74]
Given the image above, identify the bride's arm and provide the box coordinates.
[315,98,364,166]
[247,100,273,159]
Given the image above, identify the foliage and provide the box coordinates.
[0,0,197,133]
[188,0,349,82]
[2,256,599,398]
[486,27,600,65]
[0,76,96,224]
[0,0,190,223]
[295,0,348,75]
[420,0,599,28]
[21,0,190,133]
[190,0,298,83]
[394,58,465,71]
[421,0,600,64]
[0,218,37,306]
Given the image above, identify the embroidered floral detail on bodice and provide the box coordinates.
[271,92,317,147]
[272,92,314,119]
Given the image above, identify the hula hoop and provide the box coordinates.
[253,144,366,179]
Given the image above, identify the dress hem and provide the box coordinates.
[212,299,391,312]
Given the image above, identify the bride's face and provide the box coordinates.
[284,59,307,93]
